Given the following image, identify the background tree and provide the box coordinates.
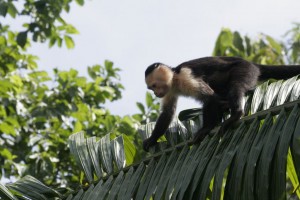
[213,24,300,65]
[133,92,160,124]
[0,0,154,188]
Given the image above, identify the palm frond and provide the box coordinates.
[2,77,300,200]
[1,175,62,200]
[63,76,300,199]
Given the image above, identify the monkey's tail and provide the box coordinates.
[257,64,300,81]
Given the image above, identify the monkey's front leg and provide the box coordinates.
[192,96,224,144]
[143,110,175,151]
[143,95,177,151]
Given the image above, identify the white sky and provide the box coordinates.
[22,0,300,116]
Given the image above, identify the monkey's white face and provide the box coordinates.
[145,66,173,98]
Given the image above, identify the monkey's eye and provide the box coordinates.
[152,84,156,89]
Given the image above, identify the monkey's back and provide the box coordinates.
[175,56,260,98]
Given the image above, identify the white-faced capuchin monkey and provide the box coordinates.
[143,56,300,151]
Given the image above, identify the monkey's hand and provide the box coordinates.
[143,137,158,152]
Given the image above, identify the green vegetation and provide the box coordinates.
[0,0,300,199]
[0,0,159,189]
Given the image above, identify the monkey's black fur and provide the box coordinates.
[143,56,300,151]
[145,63,160,77]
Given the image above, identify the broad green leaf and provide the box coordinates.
[0,2,8,17]
[0,80,14,92]
[123,134,136,165]
[105,60,114,71]
[136,102,145,114]
[7,2,17,18]
[76,0,84,6]
[233,31,245,52]
[220,29,233,47]
[75,77,87,87]
[0,122,16,136]
[146,92,154,108]
[65,24,79,34]
[28,71,50,80]
[16,31,27,48]
[0,36,6,45]
[57,37,62,47]
[10,75,23,87]
[64,35,75,49]
[0,148,14,160]
[245,36,252,56]
[73,121,83,132]
[266,35,282,53]
[49,37,56,48]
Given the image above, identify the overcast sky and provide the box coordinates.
[22,0,300,116]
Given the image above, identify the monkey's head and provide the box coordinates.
[145,63,174,98]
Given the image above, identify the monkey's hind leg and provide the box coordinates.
[192,96,223,144]
[219,87,245,136]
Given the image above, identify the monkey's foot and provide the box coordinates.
[191,131,208,144]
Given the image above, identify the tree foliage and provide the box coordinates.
[2,0,299,198]
[0,0,155,188]
[213,25,300,65]
[133,92,160,124]
[0,0,81,48]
